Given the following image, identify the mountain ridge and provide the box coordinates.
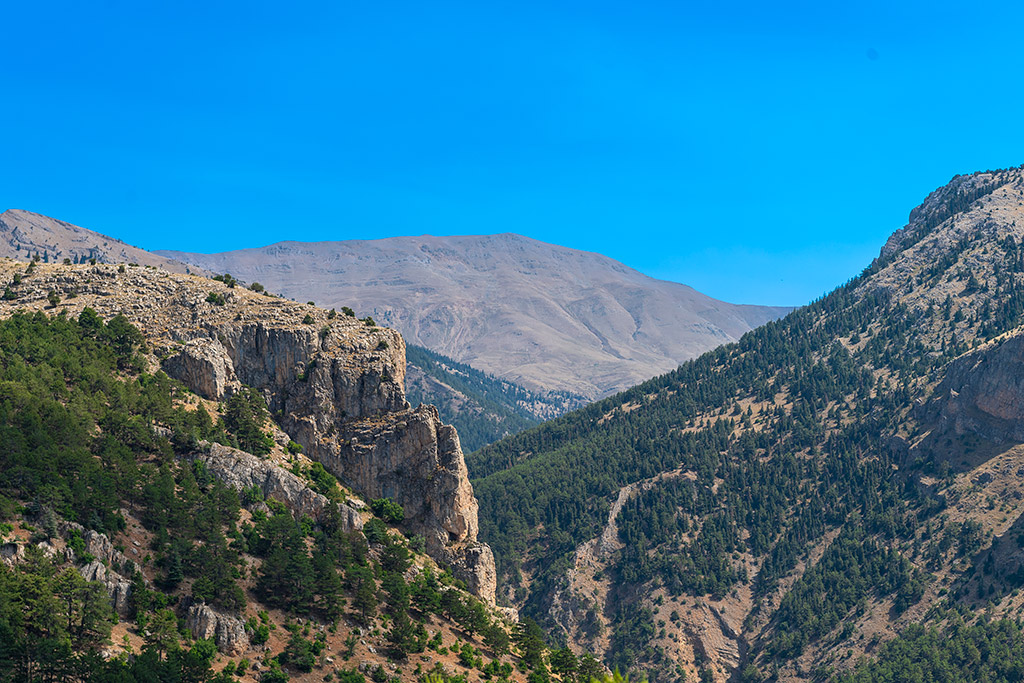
[157,232,793,399]
[0,208,209,275]
[467,165,1024,681]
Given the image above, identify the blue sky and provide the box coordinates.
[2,1,1023,306]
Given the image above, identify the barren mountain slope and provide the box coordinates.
[0,208,206,275]
[158,234,791,399]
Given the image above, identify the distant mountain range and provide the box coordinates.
[0,207,792,427]
[158,235,793,399]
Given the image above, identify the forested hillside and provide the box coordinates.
[469,166,1024,681]
[405,345,586,453]
[0,262,598,683]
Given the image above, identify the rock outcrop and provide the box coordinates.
[0,261,497,603]
[321,404,496,601]
[53,522,141,617]
[189,442,362,530]
[163,338,240,400]
[186,602,249,655]
[0,542,23,566]
[79,560,133,617]
[1,524,137,617]
[929,331,1024,444]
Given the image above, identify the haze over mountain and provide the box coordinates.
[0,209,206,275]
[158,235,792,399]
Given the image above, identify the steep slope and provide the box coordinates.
[0,208,207,275]
[0,259,497,602]
[157,234,792,399]
[0,295,567,682]
[405,344,588,453]
[469,166,1024,681]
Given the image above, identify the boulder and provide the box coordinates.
[186,602,248,655]
[163,337,240,400]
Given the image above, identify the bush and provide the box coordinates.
[206,292,226,306]
[259,660,290,682]
[370,498,405,524]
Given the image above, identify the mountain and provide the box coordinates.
[468,166,1024,681]
[405,344,588,454]
[0,259,599,681]
[157,234,792,399]
[0,208,206,275]
[0,208,569,450]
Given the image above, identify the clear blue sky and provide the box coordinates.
[2,1,1023,306]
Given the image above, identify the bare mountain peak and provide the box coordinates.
[876,165,1024,266]
[160,234,793,399]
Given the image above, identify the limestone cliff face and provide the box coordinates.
[324,404,497,601]
[929,331,1024,443]
[162,338,240,400]
[0,261,497,603]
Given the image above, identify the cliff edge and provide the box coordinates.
[0,259,497,603]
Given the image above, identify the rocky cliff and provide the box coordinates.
[927,330,1024,444]
[323,404,497,600]
[0,260,497,603]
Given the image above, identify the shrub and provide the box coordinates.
[370,498,405,524]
